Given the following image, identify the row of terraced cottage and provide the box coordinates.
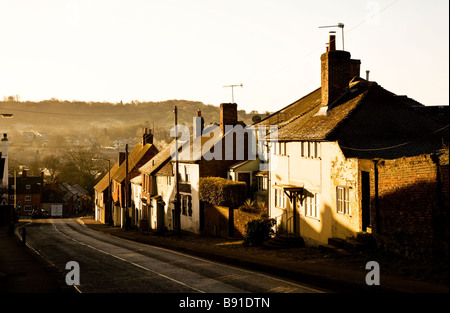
[94,34,449,260]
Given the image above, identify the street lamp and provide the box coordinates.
[92,157,112,226]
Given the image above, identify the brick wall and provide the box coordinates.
[374,154,449,259]
[203,203,260,239]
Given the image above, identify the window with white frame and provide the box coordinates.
[181,195,192,217]
[336,187,350,215]
[182,195,188,215]
[275,189,286,208]
[305,192,319,218]
[26,184,31,190]
[281,142,286,155]
[275,142,287,156]
[308,142,314,158]
[300,141,321,158]
[314,142,320,158]
[187,195,192,217]
[257,176,267,191]
[184,166,190,182]
[25,195,32,202]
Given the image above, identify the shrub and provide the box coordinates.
[243,218,276,247]
[239,198,258,213]
[198,177,247,207]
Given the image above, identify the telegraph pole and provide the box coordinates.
[125,144,129,230]
[174,106,181,237]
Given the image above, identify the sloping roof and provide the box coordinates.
[330,82,449,159]
[94,142,158,191]
[139,139,184,175]
[142,127,224,167]
[111,143,157,183]
[256,88,322,131]
[267,80,369,141]
[257,79,449,159]
[174,123,254,164]
[228,159,261,172]
[94,162,119,192]
[64,183,89,196]
[177,129,223,163]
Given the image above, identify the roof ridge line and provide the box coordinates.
[256,87,321,125]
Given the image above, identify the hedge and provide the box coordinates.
[198,177,247,208]
[243,218,276,247]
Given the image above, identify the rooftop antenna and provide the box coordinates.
[223,83,243,103]
[319,23,345,50]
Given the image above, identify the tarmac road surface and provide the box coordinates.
[23,218,327,293]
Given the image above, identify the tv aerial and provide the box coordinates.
[319,23,345,50]
[223,83,243,103]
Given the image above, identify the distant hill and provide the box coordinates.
[1,98,268,166]
[0,98,259,129]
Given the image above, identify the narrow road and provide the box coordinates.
[22,218,326,293]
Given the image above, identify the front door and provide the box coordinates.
[361,171,371,231]
[237,172,251,196]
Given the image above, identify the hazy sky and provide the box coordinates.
[0,0,448,113]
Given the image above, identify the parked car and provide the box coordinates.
[31,209,50,219]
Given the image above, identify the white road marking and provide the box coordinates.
[51,219,205,293]
[74,219,325,293]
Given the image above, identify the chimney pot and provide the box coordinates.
[328,33,336,52]
[142,128,153,145]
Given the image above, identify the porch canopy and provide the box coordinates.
[273,184,304,235]
[273,184,304,201]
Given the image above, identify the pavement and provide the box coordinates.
[0,223,70,293]
[1,217,449,294]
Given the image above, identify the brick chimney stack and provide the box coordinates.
[142,128,153,145]
[320,33,361,109]
[220,103,237,134]
[193,109,204,139]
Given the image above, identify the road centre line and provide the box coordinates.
[51,220,205,293]
[76,218,325,293]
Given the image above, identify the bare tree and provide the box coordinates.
[59,147,107,191]
[41,154,61,183]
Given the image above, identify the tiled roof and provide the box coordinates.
[139,139,185,175]
[111,143,157,182]
[94,162,119,192]
[257,79,449,159]
[256,88,322,132]
[95,142,158,191]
